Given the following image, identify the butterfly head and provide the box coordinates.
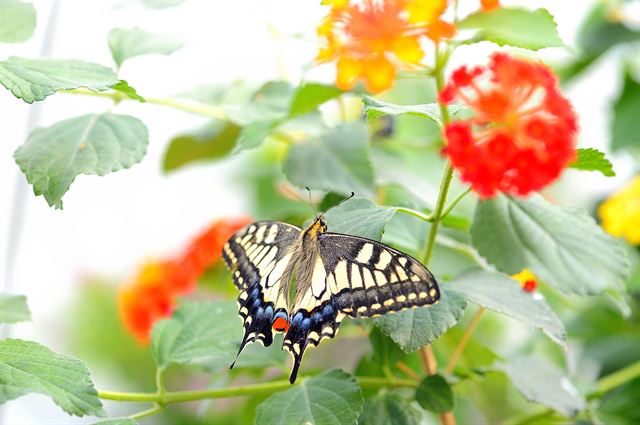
[305,216,328,238]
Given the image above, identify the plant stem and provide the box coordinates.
[98,376,417,405]
[395,206,434,223]
[420,163,455,265]
[130,404,163,420]
[588,358,640,399]
[441,188,471,220]
[445,308,485,374]
[395,361,422,381]
[63,88,228,120]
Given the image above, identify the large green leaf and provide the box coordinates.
[254,369,363,425]
[471,194,629,295]
[374,287,467,352]
[108,27,185,67]
[289,83,342,117]
[0,57,118,103]
[497,356,585,417]
[458,7,564,50]
[612,71,640,154]
[369,327,405,368]
[448,270,566,346]
[323,197,395,241]
[0,294,31,324]
[415,374,454,414]
[0,339,104,417]
[359,392,422,425]
[14,113,149,209]
[152,301,239,369]
[284,122,375,197]
[0,1,36,43]
[163,122,241,172]
[569,148,615,176]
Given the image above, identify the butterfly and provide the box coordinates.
[222,195,440,384]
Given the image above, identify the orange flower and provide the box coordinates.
[118,216,253,343]
[480,0,500,11]
[317,0,453,93]
[512,269,538,293]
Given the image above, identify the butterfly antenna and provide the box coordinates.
[305,186,318,218]
[322,191,355,215]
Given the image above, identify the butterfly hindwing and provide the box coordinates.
[281,232,439,383]
[223,221,300,361]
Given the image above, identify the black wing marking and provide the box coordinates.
[223,221,300,364]
[281,233,439,383]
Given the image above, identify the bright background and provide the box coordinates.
[0,1,636,423]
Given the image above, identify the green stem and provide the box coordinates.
[130,404,163,420]
[441,188,471,220]
[98,376,417,405]
[395,206,434,223]
[588,359,640,399]
[63,88,228,120]
[155,368,166,403]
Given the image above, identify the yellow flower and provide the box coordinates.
[598,177,640,245]
[512,269,538,292]
[316,0,451,93]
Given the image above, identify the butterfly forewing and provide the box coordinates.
[223,221,300,356]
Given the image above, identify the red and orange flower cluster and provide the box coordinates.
[317,0,454,93]
[440,53,578,198]
[118,216,252,343]
[512,269,538,293]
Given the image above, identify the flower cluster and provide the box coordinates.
[440,53,578,198]
[317,0,454,93]
[118,216,252,343]
[598,177,640,245]
[512,269,538,293]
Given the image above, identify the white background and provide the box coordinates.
[0,0,636,423]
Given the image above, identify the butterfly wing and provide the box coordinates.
[223,221,300,363]
[282,233,439,383]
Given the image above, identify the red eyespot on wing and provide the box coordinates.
[272,316,290,332]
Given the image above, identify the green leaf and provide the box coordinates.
[0,294,31,324]
[369,327,405,368]
[362,95,466,125]
[92,419,139,425]
[471,194,629,295]
[374,287,467,352]
[0,57,119,103]
[612,71,640,154]
[14,113,149,209]
[224,81,293,126]
[111,80,146,102]
[323,197,395,241]
[163,122,241,172]
[234,120,279,153]
[448,270,566,346]
[360,392,422,425]
[107,27,184,67]
[289,83,342,117]
[458,7,564,50]
[497,356,585,417]
[284,122,375,197]
[569,148,615,176]
[254,369,363,425]
[0,339,104,417]
[415,374,454,414]
[152,301,239,369]
[0,1,36,43]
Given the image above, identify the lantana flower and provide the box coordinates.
[480,0,500,11]
[118,216,252,343]
[598,177,640,245]
[440,53,578,198]
[512,269,538,293]
[317,0,454,93]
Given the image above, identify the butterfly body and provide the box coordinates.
[223,214,439,383]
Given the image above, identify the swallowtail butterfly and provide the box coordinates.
[223,195,440,383]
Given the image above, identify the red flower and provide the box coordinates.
[440,53,577,198]
[118,216,253,343]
